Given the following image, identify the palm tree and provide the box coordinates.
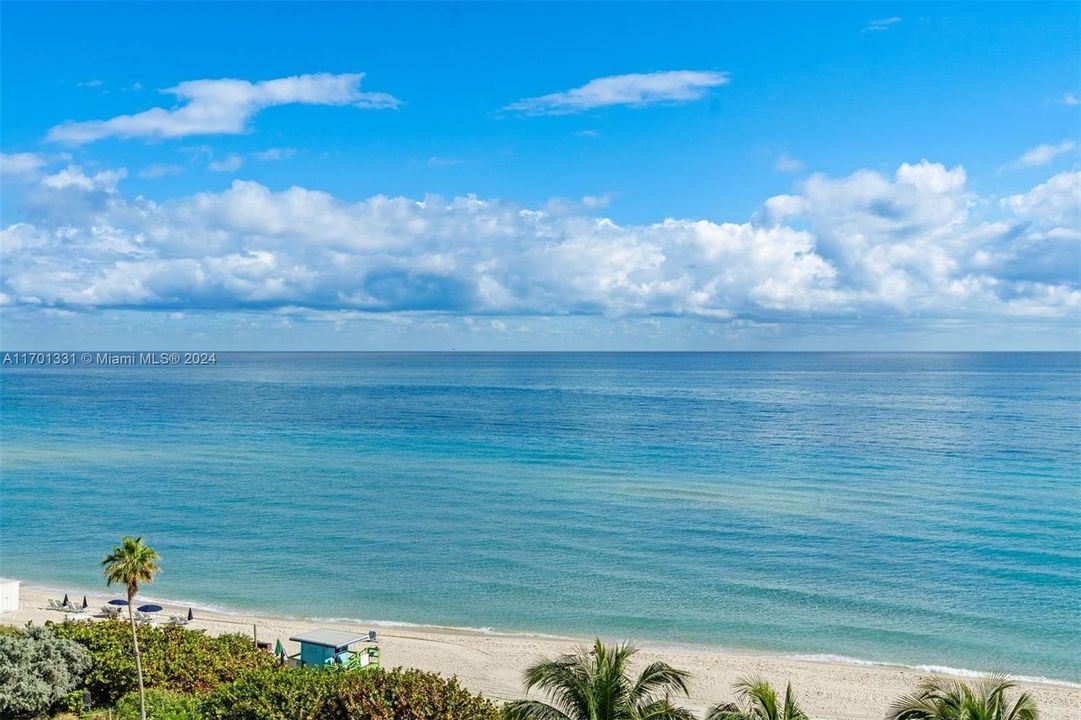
[887,675,1038,720]
[503,638,694,720]
[102,536,161,720]
[706,677,808,720]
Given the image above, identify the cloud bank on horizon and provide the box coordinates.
[2,153,1077,340]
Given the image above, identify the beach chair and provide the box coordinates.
[48,599,65,610]
[65,603,86,613]
[167,615,189,625]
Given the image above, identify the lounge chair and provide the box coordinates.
[167,615,189,625]
[65,603,86,613]
[48,599,65,610]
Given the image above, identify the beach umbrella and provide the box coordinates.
[108,599,128,606]
[63,593,69,605]
[82,596,88,608]
[137,604,163,613]
[187,607,194,621]
[274,639,283,656]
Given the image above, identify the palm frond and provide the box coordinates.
[734,676,779,720]
[630,661,691,703]
[503,700,575,720]
[635,698,698,720]
[705,703,749,720]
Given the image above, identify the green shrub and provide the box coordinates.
[114,688,202,720]
[49,619,281,704]
[201,667,501,720]
[0,624,91,718]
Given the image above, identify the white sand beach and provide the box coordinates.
[5,586,1079,720]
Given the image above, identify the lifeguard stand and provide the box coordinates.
[288,629,374,668]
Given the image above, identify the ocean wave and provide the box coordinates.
[790,654,1081,688]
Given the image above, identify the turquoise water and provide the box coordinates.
[1,353,1079,680]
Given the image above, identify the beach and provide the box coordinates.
[5,585,1079,720]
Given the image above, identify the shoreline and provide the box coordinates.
[14,580,1080,689]
[3,581,1080,720]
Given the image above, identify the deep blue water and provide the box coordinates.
[1,353,1079,680]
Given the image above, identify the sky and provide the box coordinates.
[1,1,1078,351]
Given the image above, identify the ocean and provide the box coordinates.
[1,352,1078,680]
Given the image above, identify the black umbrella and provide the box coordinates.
[108,599,128,606]
[82,596,88,608]
[187,607,194,621]
[63,593,69,606]
[137,604,163,613]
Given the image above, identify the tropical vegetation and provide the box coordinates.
[706,677,807,720]
[0,625,90,717]
[887,674,1038,720]
[49,619,281,704]
[502,638,694,720]
[201,666,501,720]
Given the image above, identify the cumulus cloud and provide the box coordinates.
[0,162,1076,329]
[1006,140,1077,170]
[41,165,127,193]
[46,73,400,145]
[504,71,729,115]
[1002,171,1080,230]
[1059,92,1079,106]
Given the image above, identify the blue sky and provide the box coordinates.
[1,2,1078,350]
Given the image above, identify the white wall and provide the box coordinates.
[0,580,20,613]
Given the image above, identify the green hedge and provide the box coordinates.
[201,667,501,720]
[114,689,201,720]
[48,619,281,704]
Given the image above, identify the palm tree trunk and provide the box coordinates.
[127,591,147,720]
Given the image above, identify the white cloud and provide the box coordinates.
[1,162,1076,329]
[47,72,400,145]
[208,154,244,173]
[77,80,104,88]
[41,165,127,192]
[504,71,729,115]
[1059,92,1079,106]
[1,152,50,177]
[863,17,901,32]
[138,164,183,179]
[1002,171,1080,230]
[1006,140,1077,170]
